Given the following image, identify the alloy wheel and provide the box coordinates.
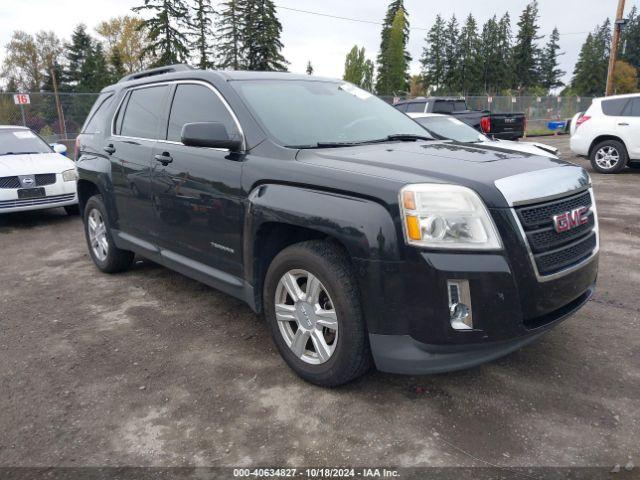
[274,269,339,365]
[595,146,620,170]
[87,208,109,262]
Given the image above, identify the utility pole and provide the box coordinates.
[605,0,626,96]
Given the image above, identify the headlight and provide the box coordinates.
[399,184,502,250]
[62,169,78,182]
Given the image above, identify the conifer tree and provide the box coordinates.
[496,13,513,92]
[458,14,482,95]
[379,9,409,95]
[376,0,410,94]
[621,6,640,71]
[442,15,460,93]
[243,0,287,71]
[512,1,543,92]
[190,0,216,69]
[539,27,565,91]
[216,0,245,69]
[306,61,313,75]
[420,14,446,93]
[64,25,94,88]
[571,19,612,96]
[132,0,191,66]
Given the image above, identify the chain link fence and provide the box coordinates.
[0,92,594,141]
[0,92,99,142]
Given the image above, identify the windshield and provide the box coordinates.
[414,116,485,143]
[0,129,52,156]
[231,80,432,147]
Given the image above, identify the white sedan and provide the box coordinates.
[408,113,559,159]
[0,126,78,214]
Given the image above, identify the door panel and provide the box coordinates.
[151,82,245,277]
[108,84,171,239]
[151,144,244,276]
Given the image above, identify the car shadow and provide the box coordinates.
[0,208,77,233]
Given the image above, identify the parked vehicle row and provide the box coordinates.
[0,126,78,214]
[570,93,640,174]
[74,65,598,387]
[394,96,527,140]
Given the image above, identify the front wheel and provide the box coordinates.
[590,140,628,174]
[83,195,134,273]
[263,241,371,387]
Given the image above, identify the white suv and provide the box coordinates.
[570,93,640,174]
[0,126,78,214]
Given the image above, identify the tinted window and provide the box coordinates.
[602,98,629,116]
[406,102,426,113]
[395,103,407,112]
[166,84,237,142]
[82,92,114,134]
[119,85,169,139]
[0,129,52,155]
[623,98,640,117]
[432,101,453,114]
[452,100,467,112]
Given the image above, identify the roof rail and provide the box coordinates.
[118,64,195,83]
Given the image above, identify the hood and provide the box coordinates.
[0,153,75,177]
[491,139,559,158]
[296,140,576,208]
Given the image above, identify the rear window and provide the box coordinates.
[601,98,629,116]
[81,92,114,134]
[406,102,426,113]
[118,85,170,139]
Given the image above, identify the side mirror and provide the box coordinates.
[181,122,242,151]
[51,143,67,155]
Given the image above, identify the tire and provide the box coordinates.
[83,194,134,273]
[263,240,372,387]
[64,205,80,215]
[590,140,628,174]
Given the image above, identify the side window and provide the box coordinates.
[406,102,426,113]
[602,98,629,116]
[623,98,640,117]
[82,92,114,134]
[166,84,238,142]
[395,103,407,112]
[113,92,130,135]
[119,85,169,139]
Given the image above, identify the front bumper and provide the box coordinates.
[370,284,594,374]
[0,177,77,213]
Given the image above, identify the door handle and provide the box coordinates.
[618,122,630,126]
[154,152,173,166]
[103,144,116,154]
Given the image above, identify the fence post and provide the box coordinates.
[19,104,26,127]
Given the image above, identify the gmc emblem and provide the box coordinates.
[553,207,589,233]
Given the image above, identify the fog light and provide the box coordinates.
[448,280,473,330]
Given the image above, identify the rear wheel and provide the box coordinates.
[264,241,371,387]
[590,140,628,174]
[83,195,134,273]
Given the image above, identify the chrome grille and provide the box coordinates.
[515,189,597,277]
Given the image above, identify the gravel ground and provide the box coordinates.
[0,136,638,470]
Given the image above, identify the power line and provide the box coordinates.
[274,3,590,37]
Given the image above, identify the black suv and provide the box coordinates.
[76,65,599,386]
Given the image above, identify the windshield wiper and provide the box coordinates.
[0,151,40,156]
[384,134,434,142]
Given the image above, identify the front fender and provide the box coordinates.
[245,183,402,262]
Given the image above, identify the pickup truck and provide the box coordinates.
[395,96,527,140]
[76,66,598,387]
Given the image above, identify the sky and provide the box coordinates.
[0,0,637,88]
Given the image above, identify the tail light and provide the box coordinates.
[74,136,80,161]
[480,116,490,133]
[576,115,591,129]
